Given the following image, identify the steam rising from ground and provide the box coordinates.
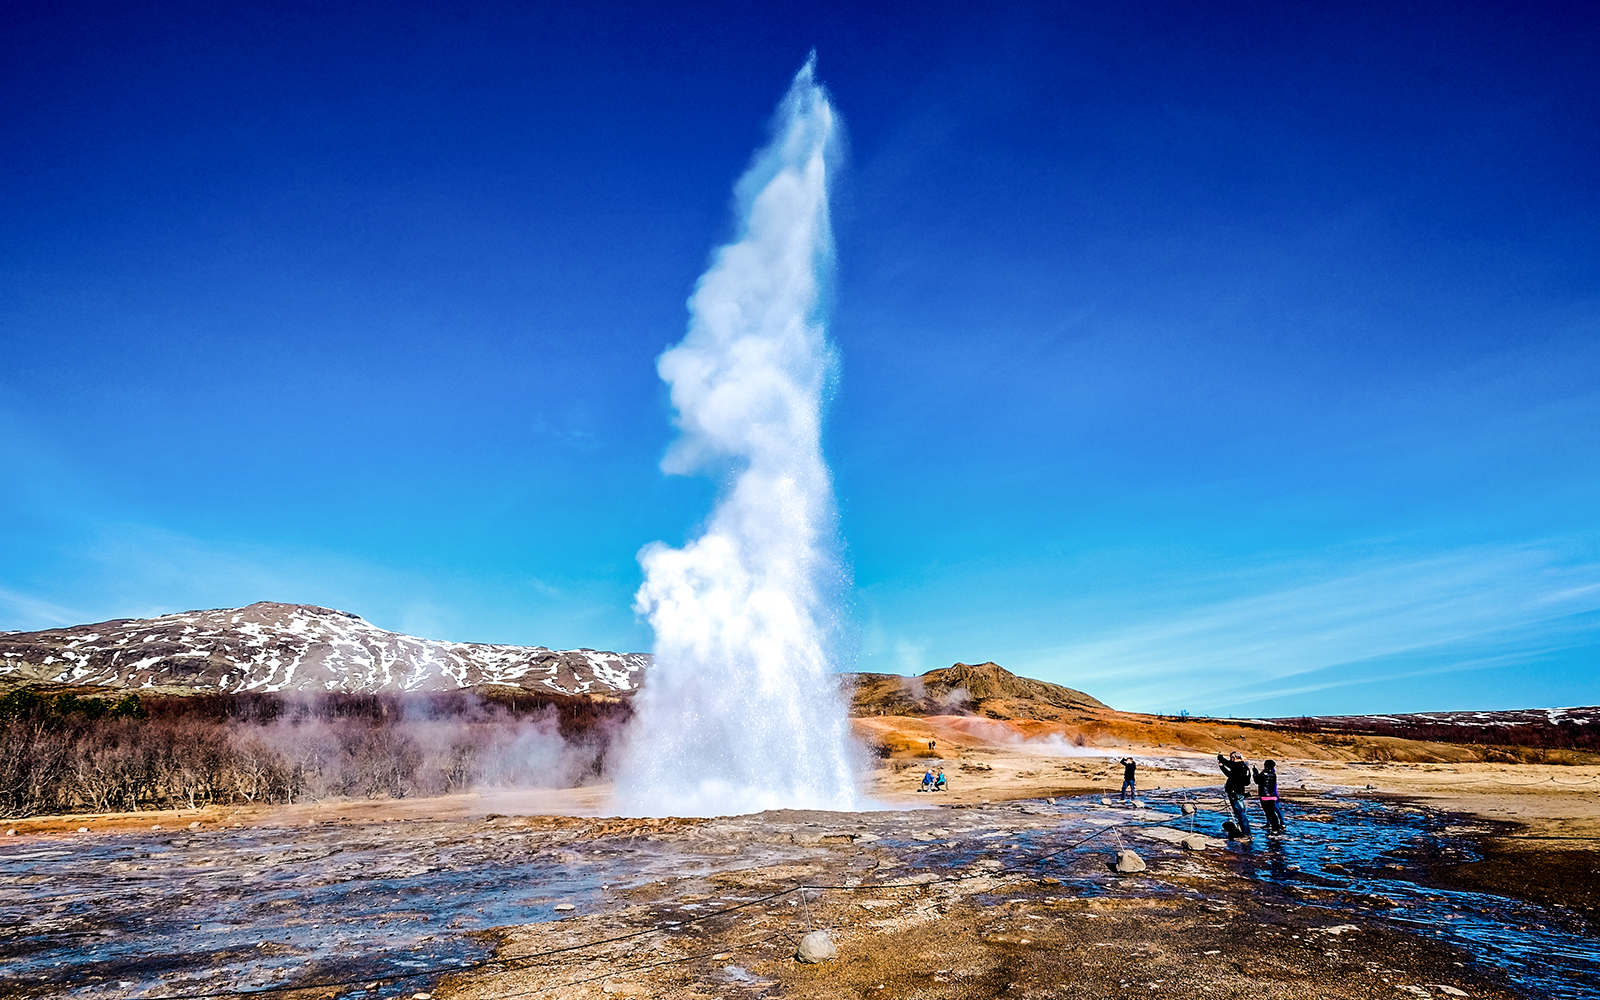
[613,57,858,815]
[0,691,613,818]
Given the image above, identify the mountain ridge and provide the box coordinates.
[0,601,647,697]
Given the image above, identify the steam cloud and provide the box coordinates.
[612,56,858,815]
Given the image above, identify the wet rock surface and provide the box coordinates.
[1,795,1595,999]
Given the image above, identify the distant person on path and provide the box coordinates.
[920,768,935,792]
[1254,759,1287,834]
[1119,757,1138,800]
[1217,751,1253,837]
[934,767,948,792]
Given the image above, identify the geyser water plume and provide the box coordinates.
[613,56,857,816]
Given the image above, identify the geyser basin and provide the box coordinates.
[4,796,1595,999]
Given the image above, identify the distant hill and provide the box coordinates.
[850,661,1107,720]
[0,602,647,697]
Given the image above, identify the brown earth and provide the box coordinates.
[409,707,1592,1000]
[435,852,1521,1000]
[9,668,1597,1000]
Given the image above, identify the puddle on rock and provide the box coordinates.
[1062,792,1600,1000]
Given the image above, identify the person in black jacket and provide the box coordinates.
[1119,757,1137,801]
[1254,759,1286,833]
[1217,751,1253,837]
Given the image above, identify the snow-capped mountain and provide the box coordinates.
[0,602,648,696]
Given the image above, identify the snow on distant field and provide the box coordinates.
[0,602,648,696]
[1293,706,1600,728]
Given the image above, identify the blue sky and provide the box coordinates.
[3,1,1597,716]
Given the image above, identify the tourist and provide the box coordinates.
[934,767,948,792]
[1217,751,1253,837]
[1119,757,1137,800]
[920,767,934,792]
[1254,759,1287,834]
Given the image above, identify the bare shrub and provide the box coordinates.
[0,688,628,817]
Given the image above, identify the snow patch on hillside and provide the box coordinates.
[0,602,647,696]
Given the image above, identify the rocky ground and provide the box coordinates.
[437,803,1537,1000]
[4,709,1598,1000]
[5,772,1597,999]
[3,797,1553,1000]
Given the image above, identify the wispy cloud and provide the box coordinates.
[0,587,89,631]
[0,521,643,651]
[1025,540,1600,712]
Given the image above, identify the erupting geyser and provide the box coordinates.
[612,56,858,816]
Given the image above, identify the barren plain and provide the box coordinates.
[5,702,1598,1000]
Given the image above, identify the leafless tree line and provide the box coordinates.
[0,689,630,819]
[1272,715,1600,752]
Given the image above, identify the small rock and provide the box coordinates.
[151,825,162,830]
[796,929,837,963]
[5,829,14,836]
[78,827,89,833]
[553,903,575,912]
[412,993,433,1000]
[1038,876,1062,886]
[710,953,732,961]
[189,822,202,829]
[1099,798,1114,806]
[1046,798,1056,805]
[1365,784,1377,790]
[1113,849,1147,873]
[1180,803,1196,815]
[1179,835,1210,851]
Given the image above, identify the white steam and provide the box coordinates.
[612,56,858,816]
